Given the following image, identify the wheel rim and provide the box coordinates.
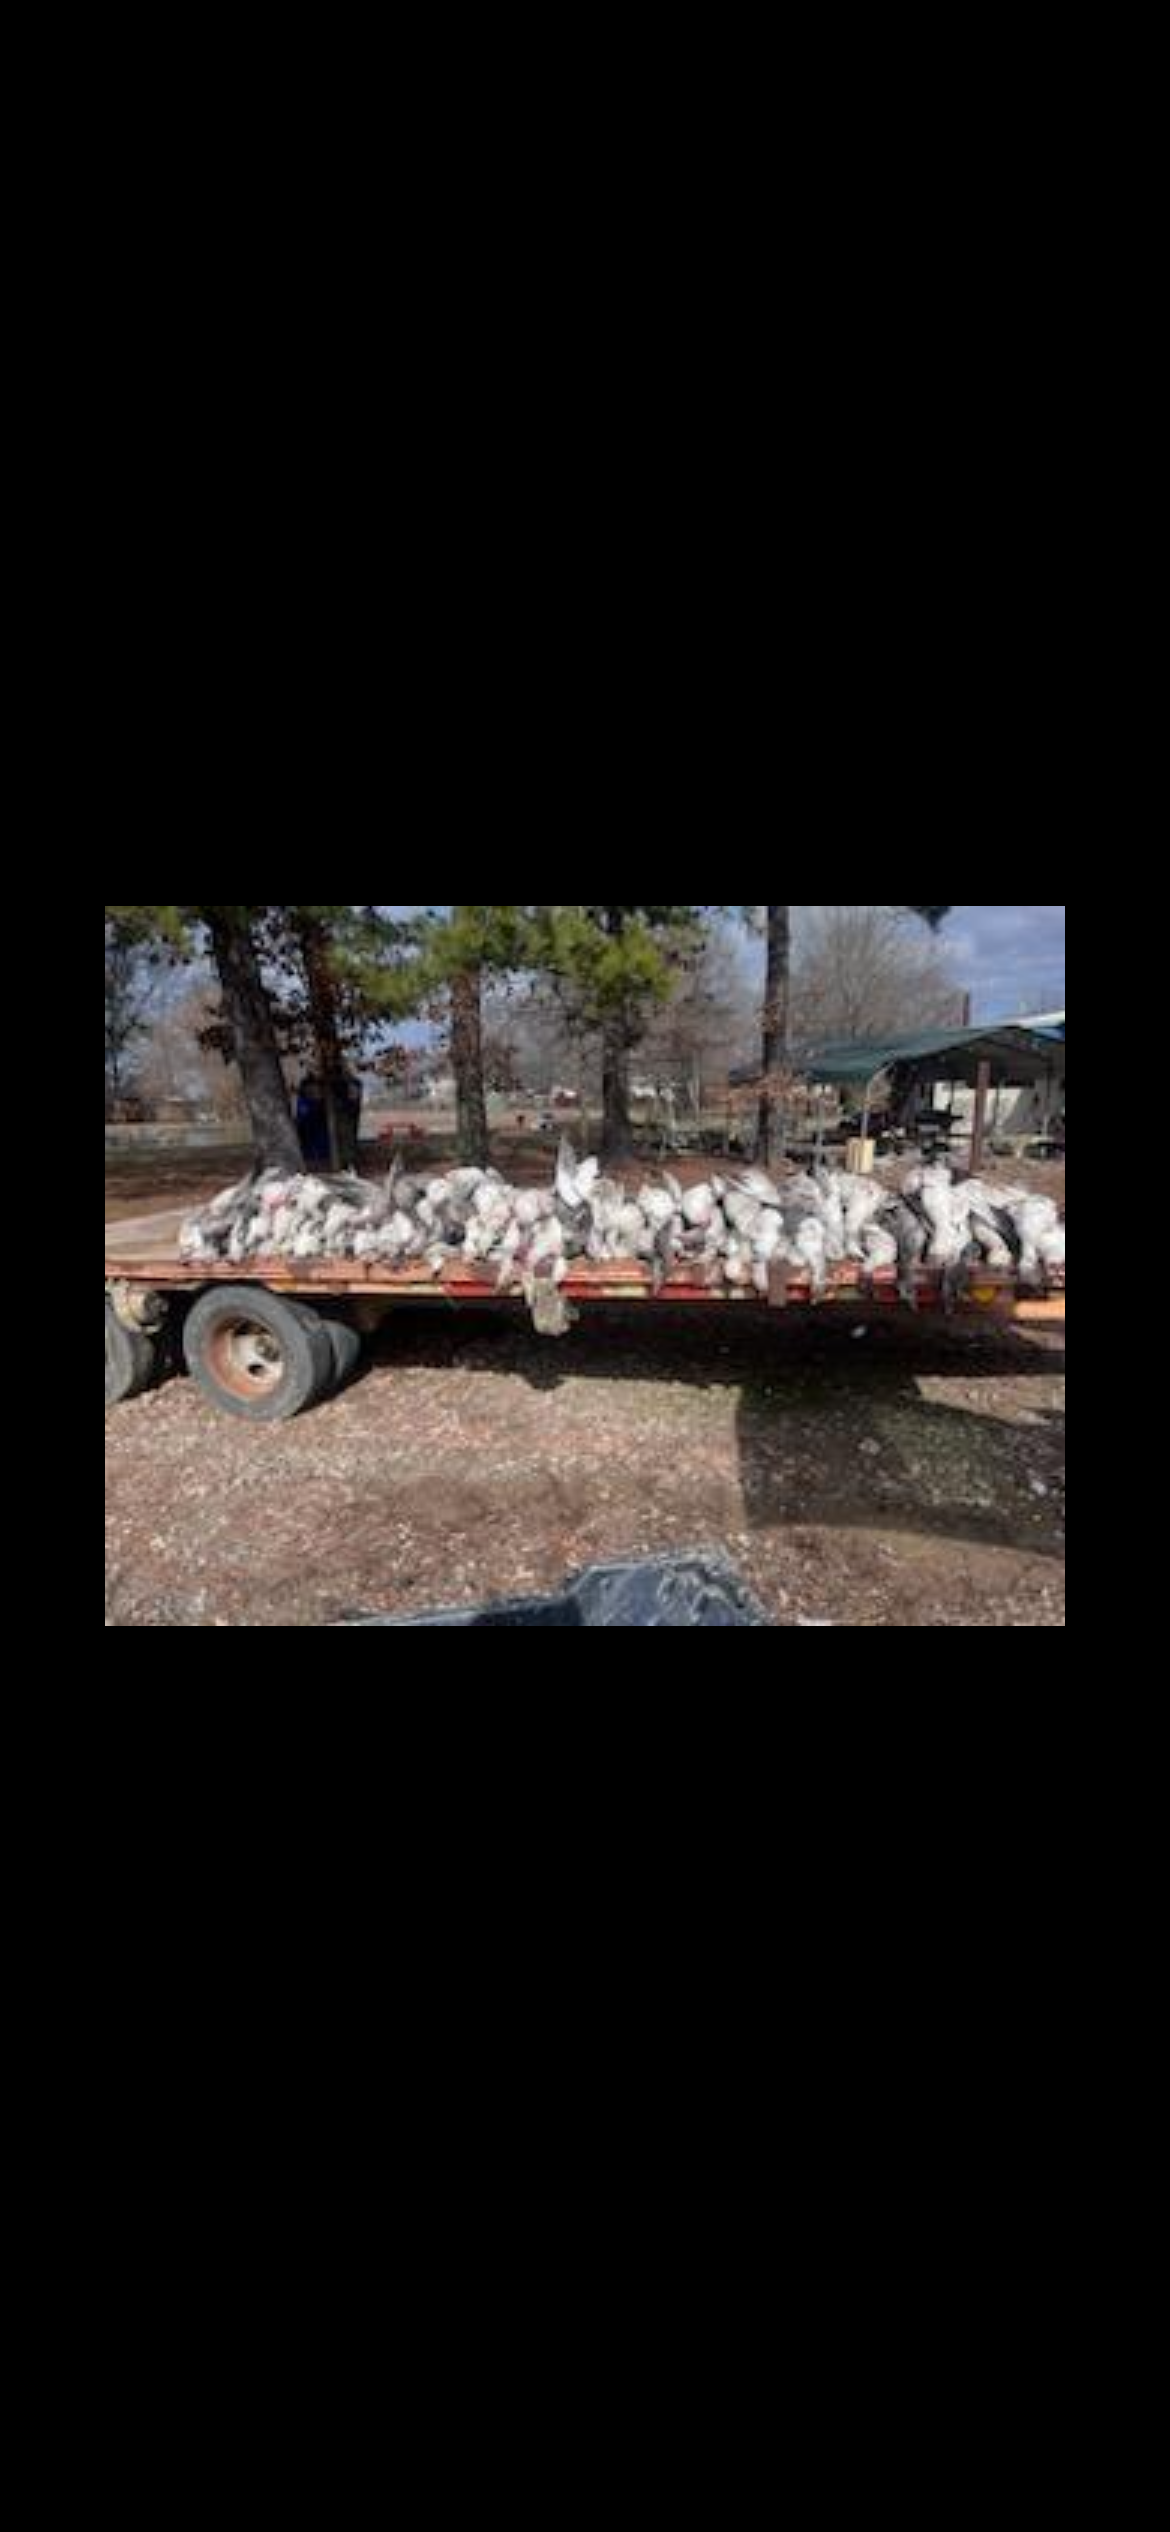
[206,1317,287,1401]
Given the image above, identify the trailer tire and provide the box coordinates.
[183,1287,333,1423]
[106,1301,158,1406]
[306,1308,364,1393]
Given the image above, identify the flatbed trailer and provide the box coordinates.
[105,1208,1065,1421]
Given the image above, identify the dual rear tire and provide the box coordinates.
[181,1288,363,1423]
[314,1309,363,1389]
[105,1300,159,1405]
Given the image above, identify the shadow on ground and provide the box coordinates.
[358,1305,1066,1565]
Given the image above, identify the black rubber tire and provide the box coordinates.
[106,1300,158,1406]
[183,1286,334,1423]
[308,1309,363,1393]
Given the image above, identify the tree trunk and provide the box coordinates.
[450,965,490,1166]
[758,904,792,1167]
[599,906,633,1161]
[206,911,302,1171]
[297,918,358,1168]
[601,1013,633,1160]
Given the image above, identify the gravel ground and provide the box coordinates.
[105,1306,1066,1627]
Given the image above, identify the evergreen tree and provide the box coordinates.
[349,907,530,1166]
[535,907,703,1158]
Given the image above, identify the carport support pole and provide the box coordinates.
[971,1059,993,1171]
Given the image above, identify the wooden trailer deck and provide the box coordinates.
[105,1210,1065,1324]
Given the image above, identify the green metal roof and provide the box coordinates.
[792,1021,1065,1088]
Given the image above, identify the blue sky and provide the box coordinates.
[934,906,1065,1018]
[734,905,1064,1020]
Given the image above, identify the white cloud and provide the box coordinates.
[942,906,1066,1016]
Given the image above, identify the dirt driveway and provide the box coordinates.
[105,1306,1065,1627]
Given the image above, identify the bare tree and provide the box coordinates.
[641,919,761,1107]
[751,904,953,1159]
[135,985,249,1124]
[792,906,961,1044]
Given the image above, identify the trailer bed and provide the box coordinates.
[105,1210,1064,1324]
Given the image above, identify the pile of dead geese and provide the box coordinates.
[180,1145,1066,1330]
